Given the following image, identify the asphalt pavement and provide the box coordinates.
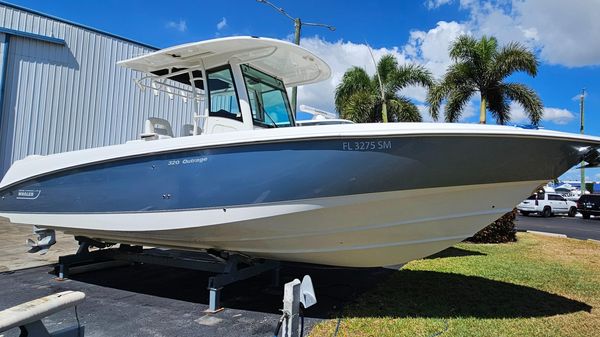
[0,219,395,337]
[515,214,600,241]
[1,216,597,337]
[0,262,392,337]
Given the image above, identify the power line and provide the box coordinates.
[256,0,335,117]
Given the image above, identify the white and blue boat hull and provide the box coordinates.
[0,123,598,267]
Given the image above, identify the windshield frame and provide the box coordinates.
[240,64,295,128]
[207,64,243,122]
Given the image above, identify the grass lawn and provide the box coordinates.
[310,233,600,337]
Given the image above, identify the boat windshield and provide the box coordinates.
[241,64,294,128]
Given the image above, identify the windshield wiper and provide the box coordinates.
[263,111,279,128]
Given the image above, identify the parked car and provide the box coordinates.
[577,194,600,219]
[517,192,577,217]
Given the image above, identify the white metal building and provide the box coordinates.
[0,2,191,177]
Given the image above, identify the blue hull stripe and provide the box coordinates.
[0,136,586,213]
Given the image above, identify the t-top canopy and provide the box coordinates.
[118,36,331,88]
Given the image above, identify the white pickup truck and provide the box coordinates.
[517,192,577,217]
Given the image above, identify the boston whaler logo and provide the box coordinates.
[16,189,41,200]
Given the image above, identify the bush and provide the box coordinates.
[464,208,517,243]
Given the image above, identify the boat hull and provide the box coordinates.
[0,125,596,266]
[1,180,545,267]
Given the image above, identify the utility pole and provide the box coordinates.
[580,88,586,193]
[256,0,335,117]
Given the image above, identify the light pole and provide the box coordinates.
[580,88,586,193]
[256,0,335,117]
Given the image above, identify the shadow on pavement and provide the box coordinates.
[65,246,590,320]
[67,261,394,319]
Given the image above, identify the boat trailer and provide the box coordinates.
[55,237,280,313]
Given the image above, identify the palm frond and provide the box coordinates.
[486,88,511,125]
[449,35,478,61]
[387,96,422,122]
[444,85,475,122]
[335,67,373,114]
[426,81,449,121]
[493,42,538,80]
[477,36,499,66]
[444,62,477,87]
[501,82,543,125]
[376,54,398,84]
[390,64,433,92]
[340,90,377,123]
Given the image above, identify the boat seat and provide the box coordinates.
[181,124,194,137]
[140,117,174,140]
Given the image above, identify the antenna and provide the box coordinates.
[365,40,387,123]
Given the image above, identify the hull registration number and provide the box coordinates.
[342,141,392,151]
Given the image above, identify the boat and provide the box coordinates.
[1,36,600,267]
[554,183,585,201]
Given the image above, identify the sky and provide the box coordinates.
[7,0,600,181]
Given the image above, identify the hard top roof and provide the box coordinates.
[118,36,331,87]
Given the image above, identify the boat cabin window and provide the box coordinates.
[207,66,242,121]
[241,64,294,128]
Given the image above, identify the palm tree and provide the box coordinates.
[335,55,433,123]
[427,35,543,125]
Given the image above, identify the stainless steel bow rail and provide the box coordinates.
[55,239,280,313]
[0,291,86,337]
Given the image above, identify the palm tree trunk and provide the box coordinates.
[382,101,388,123]
[479,96,486,124]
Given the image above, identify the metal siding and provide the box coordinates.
[0,4,192,177]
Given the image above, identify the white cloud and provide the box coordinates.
[217,17,227,31]
[404,21,469,78]
[417,104,435,122]
[296,37,408,114]
[461,102,477,120]
[509,102,576,125]
[166,19,187,32]
[295,1,595,122]
[423,0,600,67]
[542,108,577,125]
[296,21,468,117]
[454,0,600,67]
[426,0,454,9]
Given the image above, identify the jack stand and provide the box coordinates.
[281,279,302,337]
[56,240,280,314]
[204,254,280,313]
[279,275,317,337]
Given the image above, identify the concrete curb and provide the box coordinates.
[526,230,567,238]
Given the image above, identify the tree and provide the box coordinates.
[335,55,433,123]
[427,35,543,125]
